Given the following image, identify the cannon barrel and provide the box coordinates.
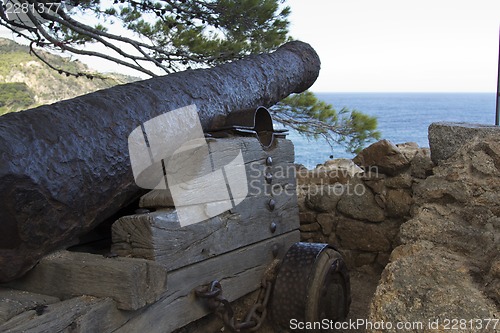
[0,41,320,282]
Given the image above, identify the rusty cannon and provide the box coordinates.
[1,106,351,332]
[0,41,319,282]
[0,40,352,333]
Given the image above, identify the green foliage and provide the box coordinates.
[0,83,34,116]
[271,91,380,153]
[0,45,33,77]
[2,0,290,75]
[0,38,139,116]
[113,0,290,66]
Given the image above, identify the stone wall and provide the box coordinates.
[369,123,500,332]
[297,139,434,271]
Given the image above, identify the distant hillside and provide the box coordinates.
[0,38,140,116]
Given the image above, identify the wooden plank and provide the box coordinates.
[3,251,167,311]
[64,298,131,333]
[112,187,299,271]
[0,288,60,324]
[112,231,300,333]
[138,137,295,208]
[0,296,131,333]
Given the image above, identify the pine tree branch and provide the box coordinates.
[22,7,159,76]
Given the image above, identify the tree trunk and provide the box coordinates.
[0,41,320,282]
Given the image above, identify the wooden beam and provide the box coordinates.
[113,136,299,270]
[0,296,131,333]
[0,288,59,324]
[112,187,299,271]
[3,251,167,311]
[112,231,299,333]
[138,137,295,208]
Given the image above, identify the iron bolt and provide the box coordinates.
[265,172,273,184]
[270,221,277,233]
[268,198,276,211]
[266,156,273,166]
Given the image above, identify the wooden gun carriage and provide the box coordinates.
[0,41,350,332]
[0,107,350,332]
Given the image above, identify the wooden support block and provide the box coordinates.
[0,296,131,333]
[63,297,131,333]
[0,288,60,324]
[3,251,167,311]
[113,230,300,333]
[113,137,299,270]
[112,190,299,271]
[138,137,295,208]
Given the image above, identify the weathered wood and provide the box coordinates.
[112,180,298,272]
[0,296,130,333]
[113,231,300,333]
[0,288,59,324]
[138,136,295,208]
[3,251,167,310]
[0,41,320,282]
[63,297,131,333]
[113,135,299,269]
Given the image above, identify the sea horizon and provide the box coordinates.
[289,92,498,168]
[311,91,497,93]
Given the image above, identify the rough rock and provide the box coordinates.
[322,158,364,175]
[316,213,335,236]
[355,253,377,267]
[413,176,472,204]
[396,142,420,162]
[0,41,321,282]
[370,246,498,333]
[410,148,434,179]
[363,178,386,195]
[305,184,344,212]
[369,133,500,331]
[385,189,413,218]
[337,178,385,222]
[353,139,410,176]
[375,252,391,267]
[298,222,321,232]
[296,161,358,185]
[384,172,413,189]
[298,211,316,225]
[336,218,397,252]
[428,121,500,165]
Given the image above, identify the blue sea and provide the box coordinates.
[286,93,497,169]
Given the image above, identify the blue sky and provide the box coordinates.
[287,0,500,92]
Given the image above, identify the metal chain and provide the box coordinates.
[194,259,280,332]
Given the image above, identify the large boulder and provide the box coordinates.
[336,217,398,253]
[371,245,498,333]
[428,122,500,165]
[353,140,411,176]
[336,178,385,222]
[369,133,500,331]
